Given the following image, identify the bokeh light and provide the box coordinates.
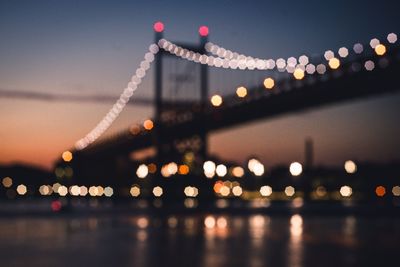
[236,86,247,98]
[374,44,386,56]
[260,185,272,197]
[375,186,386,197]
[289,162,303,176]
[62,151,73,162]
[344,160,357,174]
[263,77,275,89]
[211,94,223,106]
[153,21,164,32]
[153,186,163,197]
[340,185,352,197]
[198,26,209,37]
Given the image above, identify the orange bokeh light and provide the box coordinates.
[375,186,386,197]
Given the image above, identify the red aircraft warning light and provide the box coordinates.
[153,21,164,32]
[199,26,209,37]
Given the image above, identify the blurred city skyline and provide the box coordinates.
[1,0,400,169]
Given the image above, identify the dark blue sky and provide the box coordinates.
[0,0,399,168]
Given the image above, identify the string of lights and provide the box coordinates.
[204,32,397,74]
[74,44,159,150]
[75,28,397,150]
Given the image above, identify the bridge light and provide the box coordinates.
[353,43,363,54]
[210,94,222,107]
[306,64,316,74]
[260,185,272,197]
[387,33,397,43]
[199,26,209,37]
[263,77,274,89]
[338,47,349,58]
[316,64,326,74]
[340,185,352,197]
[374,44,386,56]
[369,38,380,49]
[153,21,164,32]
[236,86,247,98]
[62,150,73,162]
[293,68,305,80]
[289,162,303,176]
[324,50,334,60]
[285,186,295,197]
[136,164,149,178]
[153,186,163,197]
[364,60,375,71]
[143,119,154,130]
[344,160,357,174]
[328,57,340,69]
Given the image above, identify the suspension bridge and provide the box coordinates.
[53,23,400,202]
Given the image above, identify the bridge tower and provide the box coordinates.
[153,23,209,175]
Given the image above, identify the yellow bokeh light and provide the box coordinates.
[2,177,12,188]
[260,185,272,197]
[374,44,386,56]
[219,185,230,196]
[263,77,274,89]
[392,186,400,196]
[285,186,295,197]
[232,185,243,196]
[340,185,352,197]
[328,57,340,69]
[153,186,163,197]
[211,94,223,107]
[62,151,73,162]
[16,184,27,195]
[136,164,148,178]
[344,160,357,174]
[232,166,244,178]
[143,119,154,130]
[130,185,140,197]
[204,216,216,228]
[293,68,305,80]
[236,86,247,98]
[289,162,303,176]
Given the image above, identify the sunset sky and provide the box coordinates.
[1,0,400,170]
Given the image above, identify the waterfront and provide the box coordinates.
[0,211,399,267]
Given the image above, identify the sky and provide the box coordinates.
[0,0,400,170]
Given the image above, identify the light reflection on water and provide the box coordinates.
[0,214,399,267]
